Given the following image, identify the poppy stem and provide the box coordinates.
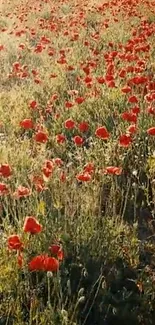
[47,274,51,309]
[29,300,33,325]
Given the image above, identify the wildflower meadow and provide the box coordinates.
[0,0,155,324]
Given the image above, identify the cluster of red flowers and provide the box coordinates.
[1,0,155,278]
[7,216,63,271]
[1,2,155,142]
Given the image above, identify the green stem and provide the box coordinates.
[47,275,51,309]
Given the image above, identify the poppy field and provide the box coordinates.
[0,0,155,324]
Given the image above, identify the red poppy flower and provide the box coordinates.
[0,44,5,51]
[0,183,9,195]
[60,171,66,183]
[8,235,23,250]
[76,172,91,182]
[50,94,58,102]
[95,126,110,139]
[29,100,38,110]
[53,158,63,166]
[19,43,25,50]
[83,163,95,174]
[29,255,46,271]
[42,167,53,178]
[78,121,89,132]
[57,57,67,64]
[147,106,155,115]
[147,82,155,91]
[49,244,64,261]
[66,65,75,72]
[121,111,137,123]
[75,97,85,104]
[147,127,155,136]
[107,80,116,88]
[119,134,132,147]
[131,106,140,115]
[42,160,53,178]
[20,119,34,129]
[50,73,57,78]
[13,186,31,198]
[64,119,75,129]
[121,86,131,93]
[104,166,122,175]
[82,66,90,75]
[45,160,54,170]
[13,62,20,71]
[0,164,12,178]
[105,74,114,82]
[119,69,126,78]
[32,175,45,192]
[31,70,38,76]
[128,76,148,85]
[35,131,48,143]
[128,95,138,104]
[23,216,42,234]
[106,63,114,75]
[44,257,59,272]
[65,101,74,109]
[49,244,61,255]
[145,93,153,103]
[73,135,84,146]
[84,76,93,84]
[56,134,66,144]
[34,44,44,53]
[96,76,105,84]
[34,78,42,84]
[127,124,137,134]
